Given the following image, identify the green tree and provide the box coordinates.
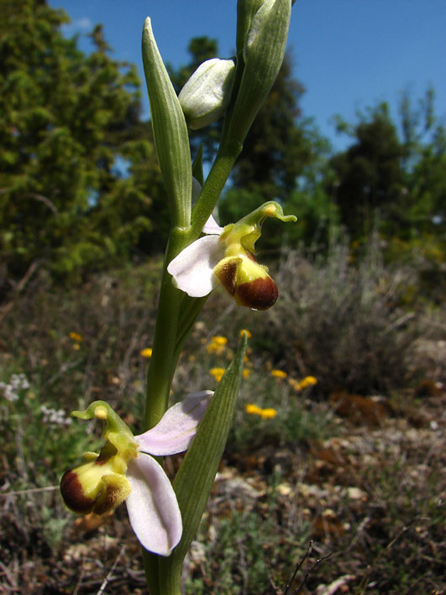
[328,103,406,239]
[0,0,157,285]
[229,54,313,203]
[398,87,446,235]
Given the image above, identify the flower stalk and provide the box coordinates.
[61,2,294,594]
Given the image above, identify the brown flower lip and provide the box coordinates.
[60,469,95,514]
[214,258,240,296]
[235,276,279,310]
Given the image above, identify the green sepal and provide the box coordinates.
[71,400,136,457]
[222,200,297,254]
[236,0,264,54]
[142,18,192,228]
[158,333,248,591]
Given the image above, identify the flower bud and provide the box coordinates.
[179,58,236,130]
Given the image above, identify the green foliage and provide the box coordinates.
[0,0,161,284]
[329,90,446,244]
[228,373,334,452]
[270,239,422,394]
[230,54,312,201]
[184,497,307,594]
[328,103,406,239]
[0,365,97,555]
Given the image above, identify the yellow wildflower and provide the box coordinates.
[245,403,262,415]
[260,408,277,419]
[242,369,251,379]
[288,378,301,391]
[299,376,318,389]
[240,329,252,338]
[69,332,83,342]
[73,343,81,351]
[206,336,228,355]
[271,369,287,379]
[245,404,277,419]
[288,376,318,391]
[209,367,226,382]
[140,348,153,358]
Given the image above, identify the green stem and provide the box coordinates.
[191,139,243,237]
[142,549,161,595]
[143,229,189,431]
[141,230,192,593]
[142,117,243,595]
[157,562,182,595]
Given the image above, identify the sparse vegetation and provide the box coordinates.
[1,240,445,593]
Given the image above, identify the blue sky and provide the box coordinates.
[49,0,446,151]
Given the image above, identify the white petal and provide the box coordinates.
[167,235,224,297]
[126,455,182,556]
[137,391,213,456]
[202,214,223,235]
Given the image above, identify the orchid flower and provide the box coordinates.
[60,392,212,556]
[168,201,296,310]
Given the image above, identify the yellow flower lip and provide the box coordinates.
[206,336,228,354]
[210,336,227,346]
[240,329,252,338]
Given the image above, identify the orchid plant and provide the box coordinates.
[60,1,295,593]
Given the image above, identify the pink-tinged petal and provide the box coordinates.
[126,455,182,556]
[167,235,224,297]
[137,391,213,456]
[202,214,223,235]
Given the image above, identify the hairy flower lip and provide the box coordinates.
[60,469,96,514]
[235,276,278,310]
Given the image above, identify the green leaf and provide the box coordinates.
[142,18,192,229]
[158,332,248,590]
